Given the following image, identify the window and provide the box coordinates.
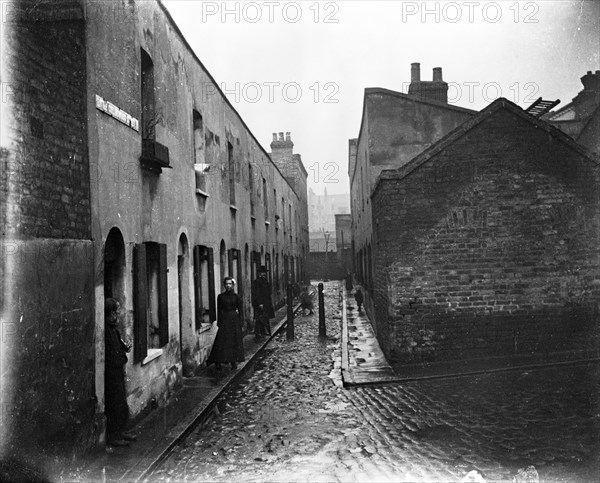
[220,240,227,287]
[275,252,279,295]
[263,178,268,219]
[228,248,242,296]
[141,49,155,141]
[140,50,170,172]
[251,250,261,281]
[193,111,203,163]
[361,166,365,212]
[146,243,167,349]
[367,244,373,293]
[282,198,286,233]
[177,235,190,344]
[249,164,255,217]
[193,245,216,329]
[244,244,249,285]
[193,110,208,194]
[228,142,235,205]
[133,242,168,363]
[265,252,272,288]
[274,189,279,227]
[271,249,276,293]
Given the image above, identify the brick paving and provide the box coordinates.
[149,281,600,482]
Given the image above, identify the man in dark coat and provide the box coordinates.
[105,298,136,447]
[354,287,364,312]
[345,272,353,291]
[251,266,275,341]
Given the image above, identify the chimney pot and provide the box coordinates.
[411,62,421,82]
[285,132,291,141]
[272,133,278,142]
[278,132,284,141]
[433,67,443,82]
[596,70,600,75]
[587,71,592,75]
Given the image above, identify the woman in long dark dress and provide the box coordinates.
[208,277,245,370]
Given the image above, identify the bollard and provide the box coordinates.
[286,283,294,340]
[318,282,326,337]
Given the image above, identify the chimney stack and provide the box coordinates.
[270,130,294,150]
[580,70,600,93]
[411,62,420,82]
[432,67,443,82]
[270,129,297,186]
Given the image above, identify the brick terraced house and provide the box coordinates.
[1,0,308,460]
[371,98,600,365]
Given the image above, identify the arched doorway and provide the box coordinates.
[103,228,126,441]
[104,228,126,301]
[178,234,193,374]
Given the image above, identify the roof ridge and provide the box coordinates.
[373,97,600,193]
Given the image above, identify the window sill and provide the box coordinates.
[265,221,270,226]
[230,205,238,211]
[196,189,210,197]
[142,348,163,365]
[250,214,256,220]
[198,323,214,334]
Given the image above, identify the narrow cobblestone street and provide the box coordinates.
[149,281,599,482]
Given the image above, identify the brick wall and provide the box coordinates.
[351,89,475,302]
[1,2,96,459]
[2,2,90,239]
[372,107,600,363]
[308,252,345,280]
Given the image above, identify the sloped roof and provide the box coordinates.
[363,87,477,115]
[373,97,600,193]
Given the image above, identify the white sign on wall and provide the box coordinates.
[95,94,139,132]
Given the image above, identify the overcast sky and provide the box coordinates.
[163,0,600,196]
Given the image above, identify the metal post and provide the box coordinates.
[286,283,294,340]
[318,282,326,337]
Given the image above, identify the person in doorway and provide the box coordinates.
[354,287,364,312]
[208,277,245,370]
[104,298,137,447]
[251,266,275,341]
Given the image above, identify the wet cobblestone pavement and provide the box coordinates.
[150,281,600,482]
